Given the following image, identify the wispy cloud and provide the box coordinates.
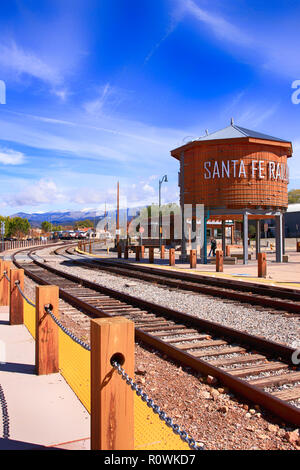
[184,0,251,45]
[0,107,186,165]
[0,147,25,165]
[177,0,300,79]
[0,41,62,86]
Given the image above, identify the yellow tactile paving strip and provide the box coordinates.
[76,248,300,290]
[23,299,190,450]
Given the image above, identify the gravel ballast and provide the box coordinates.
[16,246,300,450]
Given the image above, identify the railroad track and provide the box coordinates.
[59,244,300,316]
[13,245,300,427]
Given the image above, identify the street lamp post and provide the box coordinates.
[159,175,168,250]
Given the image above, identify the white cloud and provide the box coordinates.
[177,1,300,79]
[5,179,65,207]
[0,147,25,165]
[184,0,251,45]
[0,41,62,86]
[142,183,155,193]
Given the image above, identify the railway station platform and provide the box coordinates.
[0,306,90,450]
[82,242,300,290]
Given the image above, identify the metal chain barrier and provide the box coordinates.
[112,361,204,451]
[44,305,91,351]
[20,299,203,450]
[0,384,10,439]
[14,281,36,308]
[3,271,10,283]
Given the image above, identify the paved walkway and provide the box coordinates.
[0,307,90,450]
[83,246,300,290]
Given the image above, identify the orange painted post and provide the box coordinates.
[225,245,231,257]
[0,261,3,305]
[190,249,197,269]
[258,252,267,278]
[9,268,24,325]
[297,241,300,253]
[149,247,154,263]
[91,317,135,450]
[35,285,59,375]
[160,245,165,259]
[135,246,140,261]
[216,250,224,272]
[169,248,175,266]
[140,245,145,259]
[0,261,12,306]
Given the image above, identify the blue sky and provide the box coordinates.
[0,0,300,216]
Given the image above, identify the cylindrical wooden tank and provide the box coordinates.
[171,135,292,211]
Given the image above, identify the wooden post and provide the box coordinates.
[91,317,135,450]
[190,249,197,269]
[225,245,231,257]
[0,260,3,305]
[124,246,129,259]
[160,245,165,259]
[135,246,140,261]
[117,245,122,258]
[169,248,175,266]
[170,212,174,243]
[216,250,224,272]
[9,269,24,325]
[297,241,300,253]
[35,285,59,375]
[0,261,12,306]
[89,242,92,254]
[149,247,154,263]
[140,245,145,259]
[258,252,267,278]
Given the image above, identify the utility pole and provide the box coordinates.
[116,181,120,248]
[159,175,168,250]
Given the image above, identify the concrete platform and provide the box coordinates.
[87,244,300,290]
[0,307,90,450]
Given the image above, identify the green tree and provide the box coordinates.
[74,219,94,229]
[41,221,52,233]
[288,189,300,204]
[0,216,11,238]
[139,203,180,219]
[8,217,30,239]
[248,224,256,239]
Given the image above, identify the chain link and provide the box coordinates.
[44,305,91,351]
[3,271,10,283]
[42,306,204,450]
[0,384,10,439]
[14,281,36,308]
[112,361,204,451]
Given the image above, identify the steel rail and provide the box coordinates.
[12,245,300,427]
[60,246,300,314]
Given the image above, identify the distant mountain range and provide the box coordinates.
[10,208,141,227]
[10,210,106,227]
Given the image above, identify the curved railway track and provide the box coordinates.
[60,245,300,316]
[12,244,300,427]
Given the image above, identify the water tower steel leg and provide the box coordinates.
[243,212,248,265]
[256,219,261,260]
[275,213,283,263]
